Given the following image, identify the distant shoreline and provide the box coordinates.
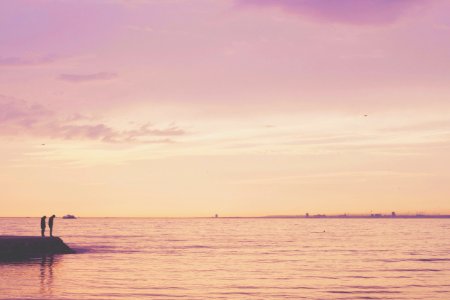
[260,215,450,219]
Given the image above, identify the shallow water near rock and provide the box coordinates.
[0,218,449,299]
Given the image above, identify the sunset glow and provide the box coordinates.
[1,0,450,217]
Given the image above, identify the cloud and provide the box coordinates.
[124,123,185,137]
[237,0,425,25]
[379,120,450,133]
[126,25,155,32]
[0,96,53,126]
[0,55,57,66]
[0,95,184,143]
[59,72,118,82]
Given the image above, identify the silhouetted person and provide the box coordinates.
[41,216,46,237]
[49,215,55,237]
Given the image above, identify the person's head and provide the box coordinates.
[51,215,55,218]
[43,216,46,218]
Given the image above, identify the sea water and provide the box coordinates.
[0,218,449,299]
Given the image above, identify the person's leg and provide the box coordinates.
[50,227,53,237]
[41,228,44,237]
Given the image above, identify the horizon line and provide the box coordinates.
[1,213,450,219]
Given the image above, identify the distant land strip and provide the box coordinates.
[259,214,450,219]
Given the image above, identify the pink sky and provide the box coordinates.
[1,0,450,217]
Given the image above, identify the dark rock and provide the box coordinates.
[0,236,75,260]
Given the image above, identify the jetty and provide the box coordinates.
[0,236,75,260]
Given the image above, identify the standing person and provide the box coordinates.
[49,215,55,237]
[41,216,46,237]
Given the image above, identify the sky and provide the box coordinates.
[1,0,450,217]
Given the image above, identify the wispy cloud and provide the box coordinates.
[58,72,118,82]
[229,170,432,185]
[126,25,155,32]
[0,95,185,143]
[237,0,426,25]
[379,120,450,133]
[0,55,58,66]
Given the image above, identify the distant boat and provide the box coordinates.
[62,214,77,219]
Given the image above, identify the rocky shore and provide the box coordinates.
[0,236,75,260]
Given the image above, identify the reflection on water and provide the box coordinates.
[0,255,60,300]
[0,218,450,299]
[40,256,55,296]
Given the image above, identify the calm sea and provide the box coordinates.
[0,218,449,299]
